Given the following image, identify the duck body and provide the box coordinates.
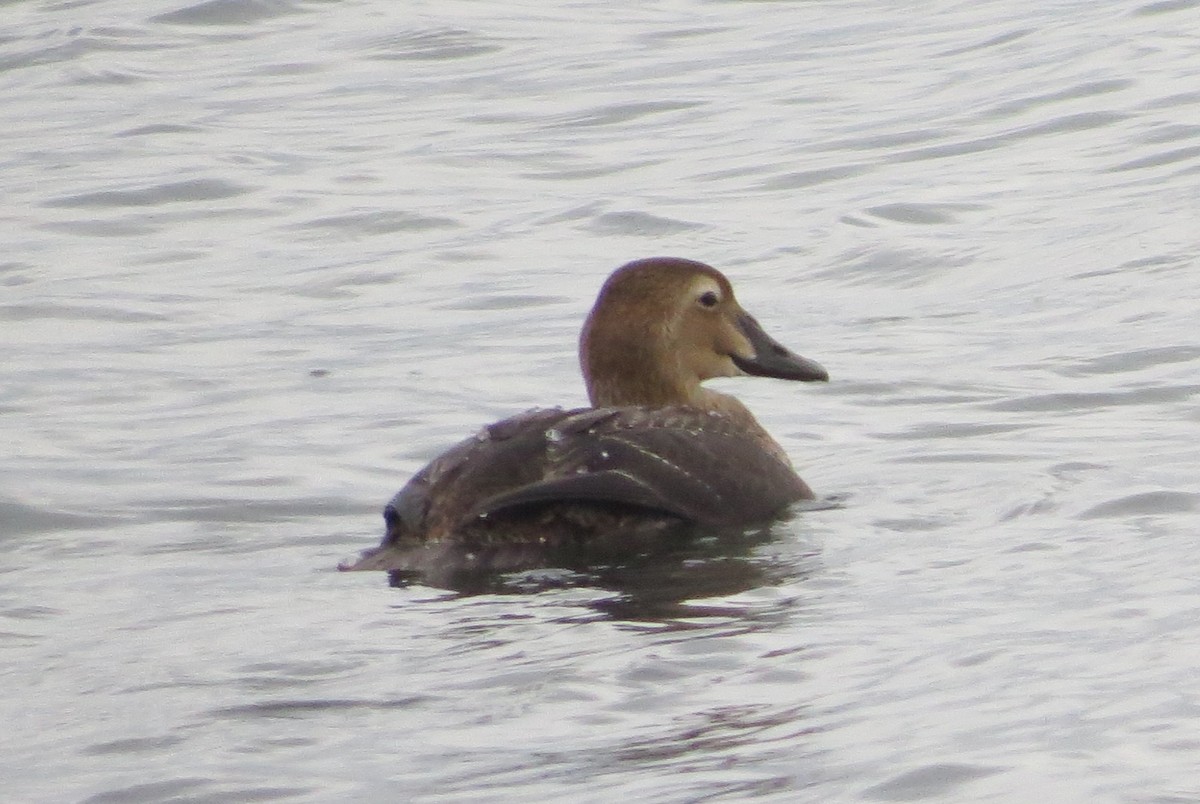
[340,257,827,576]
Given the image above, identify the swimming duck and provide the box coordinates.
[339,257,828,576]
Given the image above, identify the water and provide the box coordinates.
[4,0,1199,800]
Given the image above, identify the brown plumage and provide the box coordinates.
[339,257,828,577]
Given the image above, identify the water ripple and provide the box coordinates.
[152,0,313,27]
[863,763,1002,801]
[363,28,504,61]
[1078,491,1200,519]
[44,178,249,208]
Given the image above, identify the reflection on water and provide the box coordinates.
[383,520,822,623]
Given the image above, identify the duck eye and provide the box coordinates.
[698,291,719,308]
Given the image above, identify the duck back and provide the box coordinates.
[379,405,811,552]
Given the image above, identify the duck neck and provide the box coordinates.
[584,339,692,408]
[584,347,790,463]
[695,387,758,424]
[585,369,693,410]
[698,388,793,465]
[586,350,762,427]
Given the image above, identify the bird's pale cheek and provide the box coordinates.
[721,354,744,378]
[699,350,743,379]
[717,325,756,365]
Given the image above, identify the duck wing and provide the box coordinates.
[461,406,809,528]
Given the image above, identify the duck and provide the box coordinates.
[339,257,828,577]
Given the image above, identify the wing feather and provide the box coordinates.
[450,406,808,529]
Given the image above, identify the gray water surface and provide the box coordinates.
[4,0,1200,801]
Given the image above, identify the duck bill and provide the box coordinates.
[732,312,828,382]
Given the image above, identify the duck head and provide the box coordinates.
[580,257,828,411]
